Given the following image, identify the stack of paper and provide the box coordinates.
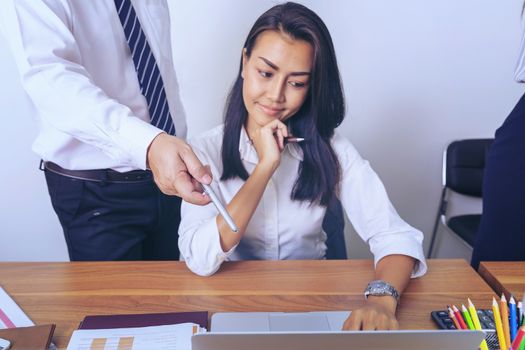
[67,323,206,350]
[0,286,33,329]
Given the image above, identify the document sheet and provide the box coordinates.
[67,323,205,350]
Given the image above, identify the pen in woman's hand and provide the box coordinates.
[284,137,305,144]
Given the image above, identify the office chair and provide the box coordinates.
[427,139,493,258]
[323,198,348,259]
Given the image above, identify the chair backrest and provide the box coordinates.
[445,139,493,197]
[323,198,347,259]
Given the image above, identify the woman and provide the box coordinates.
[178,2,426,330]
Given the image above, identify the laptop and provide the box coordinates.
[211,311,350,332]
[191,311,486,350]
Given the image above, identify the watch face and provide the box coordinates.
[364,280,399,300]
[370,281,383,289]
[372,286,385,293]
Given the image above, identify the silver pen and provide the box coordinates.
[201,183,239,233]
[284,136,305,144]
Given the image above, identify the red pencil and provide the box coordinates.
[452,305,468,329]
[511,325,525,350]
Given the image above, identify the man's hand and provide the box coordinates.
[342,255,414,330]
[342,296,399,330]
[147,133,212,205]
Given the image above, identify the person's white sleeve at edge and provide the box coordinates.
[333,132,427,278]
[1,0,161,170]
[178,144,237,277]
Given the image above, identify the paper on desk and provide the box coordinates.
[0,286,34,329]
[66,323,205,350]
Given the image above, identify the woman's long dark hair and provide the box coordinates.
[221,2,345,206]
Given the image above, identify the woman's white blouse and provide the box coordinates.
[178,125,427,277]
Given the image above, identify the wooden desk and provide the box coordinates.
[0,259,494,349]
[478,261,525,299]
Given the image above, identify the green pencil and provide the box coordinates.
[461,304,475,330]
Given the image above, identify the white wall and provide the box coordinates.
[1,0,523,261]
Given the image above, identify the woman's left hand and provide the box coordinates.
[342,296,399,330]
[250,119,289,171]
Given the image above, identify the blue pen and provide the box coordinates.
[511,295,518,342]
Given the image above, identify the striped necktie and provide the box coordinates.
[114,0,175,135]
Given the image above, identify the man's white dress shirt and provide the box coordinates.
[0,0,186,171]
[515,20,525,83]
[179,125,427,277]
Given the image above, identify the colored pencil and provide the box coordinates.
[511,296,518,342]
[448,306,461,330]
[493,297,508,350]
[461,304,475,330]
[502,294,512,347]
[512,325,525,350]
[518,301,523,327]
[452,304,468,329]
[468,298,483,330]
[468,298,489,350]
[521,293,525,325]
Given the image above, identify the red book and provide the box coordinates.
[78,311,208,330]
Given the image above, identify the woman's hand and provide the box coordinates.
[215,119,289,250]
[249,119,289,171]
[342,296,399,330]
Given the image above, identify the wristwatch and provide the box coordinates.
[364,280,400,302]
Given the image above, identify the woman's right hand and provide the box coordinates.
[249,119,289,171]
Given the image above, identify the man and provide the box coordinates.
[0,0,211,260]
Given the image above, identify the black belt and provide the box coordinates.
[41,161,153,183]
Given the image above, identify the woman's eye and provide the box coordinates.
[289,81,307,88]
[258,70,272,78]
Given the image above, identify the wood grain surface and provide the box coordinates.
[478,261,525,300]
[0,259,495,349]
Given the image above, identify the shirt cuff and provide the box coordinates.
[118,117,164,170]
[372,238,428,279]
[185,217,238,276]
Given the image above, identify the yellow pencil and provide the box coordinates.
[468,298,489,350]
[494,297,508,350]
[502,294,512,347]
